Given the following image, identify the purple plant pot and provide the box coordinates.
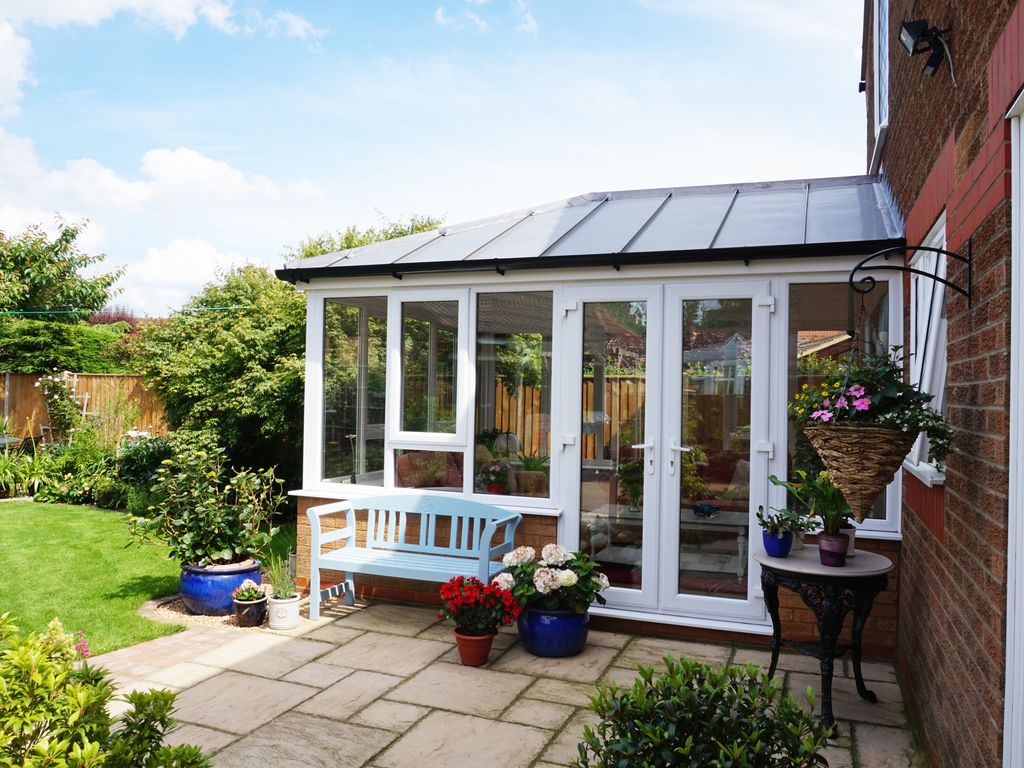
[817,534,850,567]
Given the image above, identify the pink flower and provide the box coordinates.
[854,397,871,411]
[822,399,830,407]
[835,397,848,409]
[811,410,834,422]
[847,385,865,397]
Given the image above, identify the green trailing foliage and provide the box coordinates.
[126,449,281,566]
[0,613,208,767]
[575,655,831,768]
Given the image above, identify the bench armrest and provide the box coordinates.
[477,511,522,580]
[307,500,356,554]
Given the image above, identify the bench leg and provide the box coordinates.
[310,565,321,621]
[345,574,355,606]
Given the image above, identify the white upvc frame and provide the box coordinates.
[870,0,890,173]
[776,270,905,538]
[903,213,948,486]
[1002,95,1024,768]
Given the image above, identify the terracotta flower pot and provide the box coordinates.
[453,630,495,666]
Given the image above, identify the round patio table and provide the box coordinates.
[754,546,893,730]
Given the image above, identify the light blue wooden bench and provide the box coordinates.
[307,493,522,620]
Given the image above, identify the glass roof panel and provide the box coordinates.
[627,192,737,252]
[545,196,667,256]
[467,202,599,261]
[713,188,806,248]
[328,236,439,268]
[397,219,520,264]
[806,184,889,242]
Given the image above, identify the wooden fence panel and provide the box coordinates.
[0,373,168,438]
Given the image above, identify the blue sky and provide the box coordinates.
[0,1,867,315]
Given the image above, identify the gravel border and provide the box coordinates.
[151,594,315,633]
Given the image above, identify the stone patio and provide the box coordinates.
[92,599,928,767]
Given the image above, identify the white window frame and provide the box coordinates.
[870,0,890,173]
[903,213,948,486]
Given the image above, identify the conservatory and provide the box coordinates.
[276,174,906,632]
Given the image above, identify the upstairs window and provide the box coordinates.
[875,0,890,133]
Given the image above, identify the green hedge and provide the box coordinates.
[0,319,130,373]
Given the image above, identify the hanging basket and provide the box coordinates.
[803,423,919,523]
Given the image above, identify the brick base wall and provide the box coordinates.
[295,495,900,658]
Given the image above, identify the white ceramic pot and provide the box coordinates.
[791,531,806,550]
[267,594,301,630]
[841,525,857,557]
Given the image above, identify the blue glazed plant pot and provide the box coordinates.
[180,560,262,616]
[518,608,589,657]
[762,531,794,559]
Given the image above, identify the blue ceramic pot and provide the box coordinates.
[762,531,794,559]
[518,608,589,657]
[180,560,262,616]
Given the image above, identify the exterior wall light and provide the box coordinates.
[898,19,956,84]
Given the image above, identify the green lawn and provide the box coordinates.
[0,501,299,656]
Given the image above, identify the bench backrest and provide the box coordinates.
[353,494,508,557]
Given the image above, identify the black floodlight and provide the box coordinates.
[898,19,955,81]
[922,47,945,76]
[899,20,931,55]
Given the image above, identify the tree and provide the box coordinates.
[283,212,444,260]
[0,219,123,322]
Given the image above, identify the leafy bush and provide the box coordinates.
[0,319,130,373]
[91,474,130,510]
[119,435,174,486]
[126,485,166,518]
[575,655,830,768]
[127,449,281,566]
[0,612,208,767]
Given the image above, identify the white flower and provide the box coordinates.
[541,543,572,565]
[503,546,535,567]
[492,572,515,591]
[556,569,578,587]
[533,567,560,594]
[593,573,611,591]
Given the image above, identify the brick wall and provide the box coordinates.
[294,495,901,656]
[865,2,1017,766]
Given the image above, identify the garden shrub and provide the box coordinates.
[0,612,208,767]
[118,435,174,486]
[575,655,831,768]
[0,319,130,373]
[90,474,130,510]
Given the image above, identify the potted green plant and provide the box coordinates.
[266,555,300,630]
[476,461,510,495]
[232,579,267,627]
[126,448,281,615]
[615,459,645,511]
[770,472,852,567]
[438,575,521,666]
[755,505,811,559]
[789,346,956,522]
[499,543,610,657]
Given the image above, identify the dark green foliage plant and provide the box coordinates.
[118,435,174,486]
[0,612,209,767]
[0,320,130,373]
[126,449,281,566]
[575,655,830,768]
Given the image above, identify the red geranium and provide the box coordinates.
[438,575,521,637]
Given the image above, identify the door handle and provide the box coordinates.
[631,442,656,474]
[668,441,693,476]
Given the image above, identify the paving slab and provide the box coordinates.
[491,642,618,682]
[819,744,854,768]
[304,623,365,645]
[296,670,405,720]
[141,662,224,690]
[172,670,318,734]
[599,666,645,688]
[190,633,335,679]
[501,698,575,730]
[732,647,823,675]
[851,660,899,684]
[523,677,600,707]
[855,723,927,767]
[281,660,355,688]
[351,700,431,732]
[618,636,732,669]
[586,630,631,649]
[165,724,237,754]
[319,632,449,676]
[335,603,444,636]
[387,663,533,717]
[789,672,907,727]
[213,712,396,767]
[541,708,599,766]
[375,710,551,768]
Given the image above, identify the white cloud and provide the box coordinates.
[465,10,489,32]
[435,6,452,25]
[0,20,33,117]
[465,0,492,4]
[139,148,281,201]
[517,12,537,35]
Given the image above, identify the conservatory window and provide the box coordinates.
[401,301,459,434]
[473,292,553,498]
[322,297,387,485]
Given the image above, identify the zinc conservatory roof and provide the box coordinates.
[276,175,904,284]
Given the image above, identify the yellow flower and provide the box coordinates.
[833,382,840,388]
[802,383,808,389]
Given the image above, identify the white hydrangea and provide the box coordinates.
[593,573,611,591]
[541,543,572,565]
[502,546,535,567]
[556,569,578,587]
[533,567,560,594]
[492,572,515,591]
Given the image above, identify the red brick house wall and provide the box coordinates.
[865,2,1018,765]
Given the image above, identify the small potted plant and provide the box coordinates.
[770,472,852,567]
[232,579,267,627]
[755,506,810,559]
[438,575,521,666]
[499,543,611,657]
[476,461,510,495]
[266,555,300,630]
[615,459,645,511]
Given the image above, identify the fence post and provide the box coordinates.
[3,372,8,424]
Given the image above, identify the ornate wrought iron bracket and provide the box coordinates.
[849,236,972,309]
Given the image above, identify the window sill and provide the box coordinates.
[902,459,945,487]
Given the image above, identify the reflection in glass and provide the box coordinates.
[676,299,752,599]
[577,302,647,591]
[787,283,889,519]
[323,297,387,485]
[474,293,553,498]
[401,301,458,433]
[394,449,464,491]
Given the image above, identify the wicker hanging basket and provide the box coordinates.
[803,423,919,523]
